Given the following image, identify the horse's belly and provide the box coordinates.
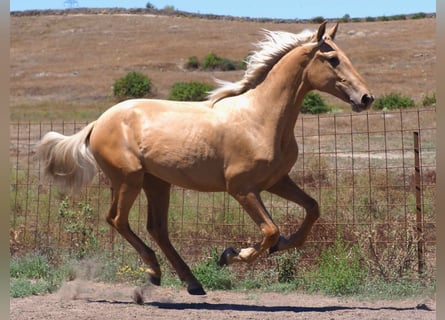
[142,155,226,192]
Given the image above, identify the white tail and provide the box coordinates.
[37,121,97,193]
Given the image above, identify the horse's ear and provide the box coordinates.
[327,23,339,40]
[316,20,328,43]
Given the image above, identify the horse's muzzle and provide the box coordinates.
[351,93,374,112]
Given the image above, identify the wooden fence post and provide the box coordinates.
[413,131,425,275]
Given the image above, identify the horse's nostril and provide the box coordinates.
[361,94,374,106]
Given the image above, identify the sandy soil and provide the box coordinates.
[10,281,435,320]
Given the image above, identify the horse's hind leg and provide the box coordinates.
[106,170,162,285]
[142,173,205,295]
[267,175,320,253]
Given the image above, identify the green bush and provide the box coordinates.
[412,12,427,19]
[169,81,214,101]
[113,71,152,100]
[372,92,415,111]
[311,16,325,24]
[192,248,234,290]
[145,2,155,9]
[301,92,331,114]
[185,56,200,69]
[202,53,238,71]
[304,237,366,296]
[340,14,351,23]
[58,199,98,259]
[163,5,175,12]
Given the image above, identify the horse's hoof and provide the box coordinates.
[146,273,161,286]
[187,285,206,296]
[269,243,279,254]
[132,287,145,305]
[218,247,238,266]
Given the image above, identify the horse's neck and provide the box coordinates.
[249,47,311,143]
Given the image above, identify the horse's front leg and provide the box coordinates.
[219,191,280,266]
[267,175,320,253]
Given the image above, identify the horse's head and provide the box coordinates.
[304,21,374,112]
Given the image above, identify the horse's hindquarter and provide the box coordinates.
[90,99,227,191]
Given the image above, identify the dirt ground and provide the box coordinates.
[10,281,435,320]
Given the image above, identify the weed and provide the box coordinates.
[10,278,53,298]
[275,249,300,283]
[10,253,51,279]
[115,265,146,285]
[10,252,76,297]
[58,198,98,259]
[422,91,436,107]
[192,248,234,290]
[303,236,366,296]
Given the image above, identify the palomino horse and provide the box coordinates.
[37,21,373,295]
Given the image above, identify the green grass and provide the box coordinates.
[300,236,367,296]
[10,245,435,299]
[10,253,76,297]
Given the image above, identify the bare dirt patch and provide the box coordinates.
[10,281,435,320]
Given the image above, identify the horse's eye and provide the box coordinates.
[328,56,340,67]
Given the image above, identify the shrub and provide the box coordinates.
[412,12,427,19]
[301,92,331,114]
[185,56,200,70]
[113,71,152,100]
[203,53,222,70]
[202,53,238,71]
[169,81,214,101]
[372,92,415,111]
[145,2,155,9]
[311,16,325,24]
[340,14,351,23]
[163,5,175,12]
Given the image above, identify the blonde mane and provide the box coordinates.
[208,29,316,105]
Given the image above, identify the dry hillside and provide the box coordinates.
[10,12,436,120]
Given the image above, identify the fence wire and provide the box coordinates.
[10,108,436,275]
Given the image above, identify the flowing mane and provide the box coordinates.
[208,29,316,105]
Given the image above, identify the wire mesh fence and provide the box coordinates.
[9,108,436,276]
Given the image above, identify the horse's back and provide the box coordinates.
[89,99,228,191]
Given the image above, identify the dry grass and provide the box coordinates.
[10,13,435,120]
